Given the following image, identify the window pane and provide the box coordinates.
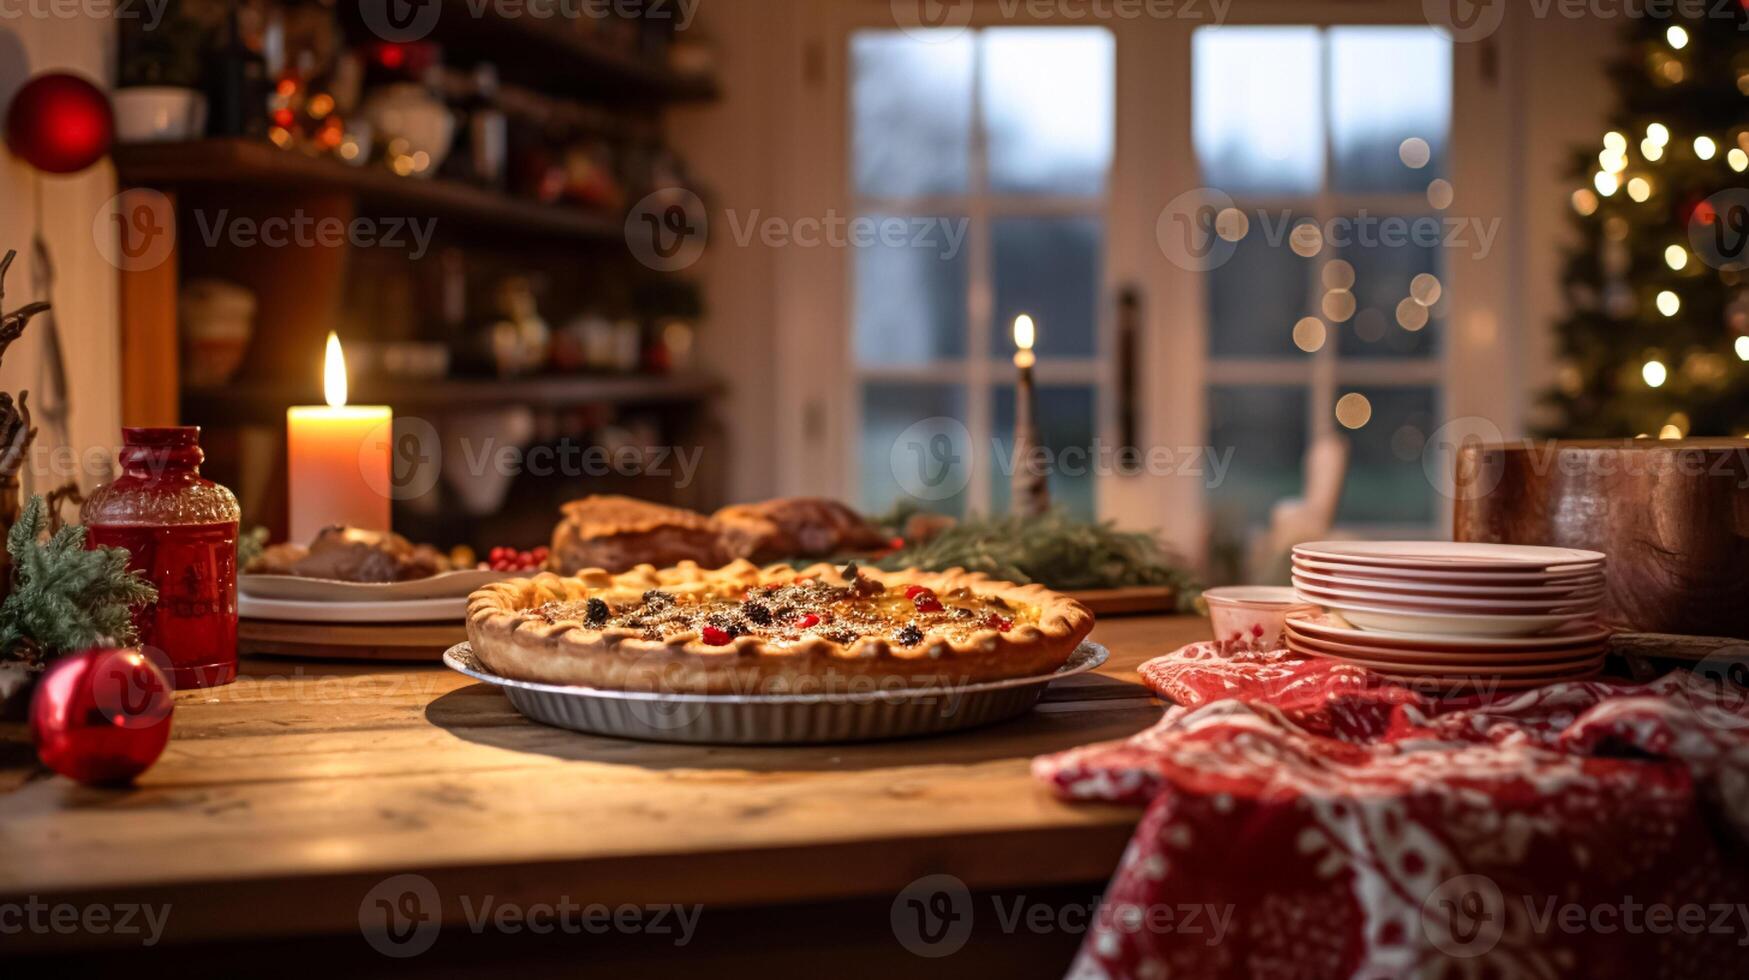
[1335,386,1438,526]
[1193,27,1323,195]
[982,28,1114,196]
[855,214,969,365]
[861,383,971,517]
[1330,27,1451,193]
[1208,212,1314,359]
[991,384,1097,520]
[1334,216,1444,360]
[1207,385,1308,529]
[990,216,1102,358]
[852,32,973,198]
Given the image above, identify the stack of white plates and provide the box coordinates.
[1288,541,1609,692]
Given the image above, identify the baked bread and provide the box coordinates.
[549,495,728,574]
[466,560,1095,694]
[245,526,451,582]
[712,497,890,564]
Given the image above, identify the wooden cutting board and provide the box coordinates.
[1065,586,1179,616]
[238,619,466,662]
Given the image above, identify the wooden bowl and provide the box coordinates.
[1452,439,1749,639]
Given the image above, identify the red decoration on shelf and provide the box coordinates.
[30,648,174,786]
[4,72,113,174]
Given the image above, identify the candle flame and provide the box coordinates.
[1013,314,1035,352]
[323,332,349,408]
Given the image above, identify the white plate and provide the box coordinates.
[1293,541,1606,572]
[1293,579,1604,614]
[239,568,515,602]
[239,594,464,623]
[1292,556,1604,586]
[1313,599,1592,637]
[1291,567,1605,599]
[1287,636,1604,677]
[1288,612,1610,651]
[1284,624,1606,666]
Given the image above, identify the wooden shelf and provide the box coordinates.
[183,373,721,422]
[430,0,720,103]
[114,139,624,241]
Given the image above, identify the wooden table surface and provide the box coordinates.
[0,615,1203,956]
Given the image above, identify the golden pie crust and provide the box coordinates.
[465,560,1095,694]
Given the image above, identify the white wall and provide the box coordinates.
[0,15,120,495]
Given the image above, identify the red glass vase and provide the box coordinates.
[82,427,241,689]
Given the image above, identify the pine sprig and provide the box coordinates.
[872,508,1202,610]
[0,496,157,661]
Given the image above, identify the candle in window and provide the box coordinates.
[1011,314,1050,517]
[286,333,393,543]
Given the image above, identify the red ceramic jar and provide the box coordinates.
[82,427,241,689]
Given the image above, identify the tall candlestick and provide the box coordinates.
[1011,314,1050,517]
[287,333,392,543]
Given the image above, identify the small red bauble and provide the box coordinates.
[30,648,174,785]
[5,72,114,174]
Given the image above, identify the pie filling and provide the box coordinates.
[534,564,1028,647]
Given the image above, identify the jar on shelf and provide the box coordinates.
[82,428,241,690]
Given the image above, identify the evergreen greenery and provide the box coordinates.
[0,497,157,662]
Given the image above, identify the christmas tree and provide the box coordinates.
[1543,12,1749,438]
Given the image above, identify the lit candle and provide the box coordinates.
[286,333,392,543]
[1011,314,1050,517]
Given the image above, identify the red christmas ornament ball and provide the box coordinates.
[30,648,174,785]
[5,72,113,174]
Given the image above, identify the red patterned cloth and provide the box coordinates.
[1034,641,1749,979]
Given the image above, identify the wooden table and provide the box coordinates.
[0,616,1203,975]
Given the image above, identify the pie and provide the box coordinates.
[549,495,729,574]
[465,560,1095,694]
[712,498,891,564]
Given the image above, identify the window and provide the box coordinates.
[1194,26,1452,555]
[849,27,1115,519]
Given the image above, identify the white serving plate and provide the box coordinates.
[1287,612,1610,651]
[1293,541,1606,572]
[1290,567,1605,600]
[1287,636,1605,692]
[443,641,1109,745]
[1292,579,1604,614]
[1309,599,1592,637]
[1292,556,1604,586]
[239,594,464,623]
[239,568,514,602]
[1285,626,1605,669]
